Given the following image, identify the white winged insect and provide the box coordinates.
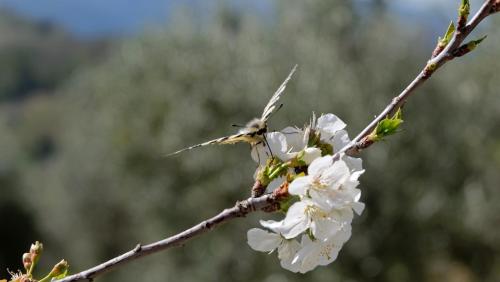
[166,65,298,156]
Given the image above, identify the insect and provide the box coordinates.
[166,64,298,157]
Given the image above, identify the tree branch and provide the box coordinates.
[343,0,498,156]
[55,193,279,282]
[53,1,498,281]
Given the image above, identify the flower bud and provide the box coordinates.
[29,241,43,265]
[30,241,43,255]
[22,253,32,271]
[48,259,69,278]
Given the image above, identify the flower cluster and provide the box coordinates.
[247,113,365,273]
[1,241,69,282]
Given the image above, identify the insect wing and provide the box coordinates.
[260,64,298,122]
[165,133,254,157]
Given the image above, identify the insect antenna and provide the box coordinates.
[266,103,284,121]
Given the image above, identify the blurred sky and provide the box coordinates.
[0,0,465,39]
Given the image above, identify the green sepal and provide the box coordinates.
[306,127,333,155]
[317,142,333,156]
[39,260,69,282]
[306,228,316,241]
[52,269,69,280]
[292,151,308,167]
[257,157,290,186]
[268,165,287,180]
[278,195,300,214]
[307,129,321,147]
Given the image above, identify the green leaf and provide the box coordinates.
[466,35,487,51]
[459,0,470,18]
[369,108,404,141]
[438,21,455,47]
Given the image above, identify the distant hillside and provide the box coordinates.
[0,10,108,102]
[0,0,456,39]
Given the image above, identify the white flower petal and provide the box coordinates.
[331,129,351,151]
[294,225,352,273]
[265,176,286,194]
[267,132,290,160]
[317,114,346,135]
[342,155,363,172]
[259,219,284,232]
[321,159,350,188]
[252,132,291,164]
[308,155,333,176]
[351,202,365,215]
[280,201,310,239]
[247,228,282,252]
[282,126,307,152]
[308,189,332,211]
[277,239,302,272]
[288,176,312,196]
[302,147,322,165]
[294,235,325,273]
[333,224,352,245]
[251,143,268,166]
[310,216,343,241]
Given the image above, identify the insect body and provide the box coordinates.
[166,65,298,156]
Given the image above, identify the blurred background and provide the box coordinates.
[1,0,499,281]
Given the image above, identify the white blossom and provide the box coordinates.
[261,200,353,241]
[289,155,365,214]
[251,113,351,165]
[292,224,352,273]
[251,127,307,165]
[314,113,346,143]
[247,228,301,272]
[247,112,365,274]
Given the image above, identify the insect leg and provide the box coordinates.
[262,134,274,158]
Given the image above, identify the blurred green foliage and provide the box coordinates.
[1,1,500,282]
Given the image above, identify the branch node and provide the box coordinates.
[203,220,213,229]
[133,244,142,253]
[422,63,436,79]
[235,200,252,215]
[490,0,500,13]
[251,180,266,198]
[458,0,470,31]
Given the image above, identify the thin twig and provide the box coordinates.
[55,194,278,282]
[53,2,498,281]
[343,0,497,156]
